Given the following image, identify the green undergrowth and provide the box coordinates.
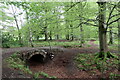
[5,52,57,79]
[33,40,92,48]
[109,73,120,79]
[93,40,118,50]
[33,41,82,48]
[108,44,118,50]
[75,53,120,78]
[33,71,57,79]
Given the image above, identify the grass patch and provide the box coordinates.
[74,53,119,77]
[5,52,57,79]
[108,44,118,50]
[33,71,57,79]
[6,52,33,74]
[33,41,82,48]
[93,41,99,45]
[109,73,120,79]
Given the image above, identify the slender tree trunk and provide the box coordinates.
[49,31,52,40]
[71,29,74,41]
[56,23,59,40]
[14,15,22,46]
[65,20,70,40]
[70,25,74,41]
[97,1,108,53]
[118,15,120,71]
[44,9,48,41]
[109,27,113,45]
[56,34,59,40]
[78,2,85,47]
[44,26,48,41]
[37,36,39,41]
[66,34,70,40]
[66,30,70,40]
[108,4,113,45]
[28,27,34,47]
[56,14,60,40]
[11,5,22,46]
[79,24,84,47]
[26,11,34,47]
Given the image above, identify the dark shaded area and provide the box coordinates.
[28,54,44,63]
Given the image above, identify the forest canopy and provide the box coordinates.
[0,1,120,51]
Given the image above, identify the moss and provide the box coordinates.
[75,53,119,72]
[95,51,118,60]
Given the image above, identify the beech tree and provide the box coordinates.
[97,1,108,53]
[96,1,120,59]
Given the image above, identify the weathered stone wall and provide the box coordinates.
[19,49,56,63]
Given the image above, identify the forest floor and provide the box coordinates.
[2,40,119,79]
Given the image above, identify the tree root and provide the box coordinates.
[95,51,118,60]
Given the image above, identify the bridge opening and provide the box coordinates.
[28,54,44,63]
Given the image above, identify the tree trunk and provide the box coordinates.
[11,5,22,46]
[28,27,34,47]
[44,9,48,41]
[109,27,113,45]
[44,27,48,41]
[14,15,22,46]
[37,36,39,41]
[65,22,70,40]
[26,11,34,47]
[70,25,74,41]
[79,24,84,47]
[56,34,59,40]
[97,1,108,53]
[108,4,113,45]
[78,2,85,47]
[49,31,52,40]
[66,34,70,40]
[118,14,120,71]
[56,13,60,40]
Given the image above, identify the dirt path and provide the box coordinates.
[2,45,118,78]
[88,40,98,47]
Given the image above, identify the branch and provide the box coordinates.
[106,4,117,25]
[110,13,120,19]
[75,20,98,28]
[65,2,80,12]
[108,18,120,26]
[107,5,116,22]
[44,2,81,21]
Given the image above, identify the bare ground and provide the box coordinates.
[2,41,119,79]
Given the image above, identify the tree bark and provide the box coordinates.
[65,20,70,40]
[79,24,84,47]
[56,22,59,40]
[109,26,113,45]
[49,31,52,40]
[37,36,39,41]
[44,9,48,41]
[56,34,59,40]
[26,11,34,47]
[97,1,108,53]
[56,11,60,40]
[13,15,22,46]
[70,24,74,41]
[29,29,34,47]
[78,2,85,47]
[44,26,48,41]
[66,33,70,40]
[116,2,120,71]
